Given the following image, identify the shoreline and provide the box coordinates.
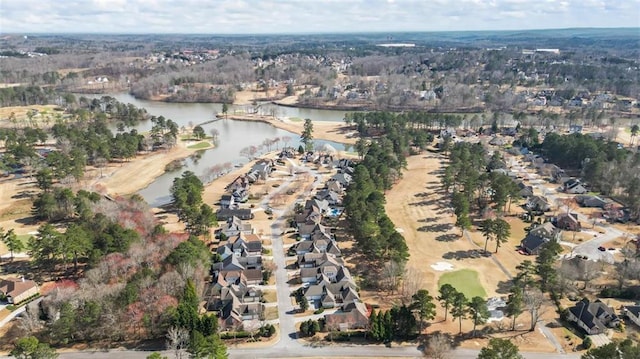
[89,140,197,197]
[215,114,357,145]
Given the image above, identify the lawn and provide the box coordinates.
[187,141,211,149]
[438,269,487,299]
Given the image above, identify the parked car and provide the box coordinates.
[598,246,606,252]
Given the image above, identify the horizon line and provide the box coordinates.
[2,26,638,37]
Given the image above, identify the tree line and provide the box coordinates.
[442,142,517,239]
[541,132,640,220]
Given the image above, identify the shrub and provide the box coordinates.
[314,308,324,315]
[259,324,276,337]
[220,331,252,339]
[600,288,636,299]
[582,336,592,350]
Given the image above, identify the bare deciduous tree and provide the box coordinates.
[400,266,421,305]
[166,326,190,359]
[523,288,545,331]
[424,333,453,359]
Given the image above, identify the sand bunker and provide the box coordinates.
[431,261,454,271]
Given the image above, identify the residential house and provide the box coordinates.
[564,179,588,194]
[489,136,506,146]
[576,195,608,209]
[324,301,370,331]
[300,263,351,284]
[231,189,249,203]
[246,159,274,183]
[226,175,250,193]
[305,198,331,215]
[217,233,262,260]
[298,223,331,241]
[520,222,561,255]
[516,181,534,198]
[216,208,254,221]
[567,299,620,335]
[303,279,358,308]
[213,253,262,273]
[622,305,640,328]
[0,278,39,304]
[220,194,236,209]
[526,195,551,212]
[214,291,265,330]
[326,180,344,194]
[294,237,341,256]
[210,271,248,294]
[297,252,344,269]
[329,173,353,188]
[556,212,581,231]
[315,189,341,205]
[294,209,323,228]
[220,216,254,238]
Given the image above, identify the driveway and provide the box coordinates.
[523,168,627,264]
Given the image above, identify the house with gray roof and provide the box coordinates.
[576,195,608,208]
[324,301,370,331]
[520,222,561,255]
[219,216,254,238]
[297,252,343,269]
[567,299,619,335]
[622,305,640,328]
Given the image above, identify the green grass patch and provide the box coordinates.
[16,234,32,247]
[187,141,211,149]
[438,269,487,299]
[288,117,303,122]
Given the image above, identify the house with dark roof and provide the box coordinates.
[216,208,254,221]
[622,305,640,328]
[567,299,619,335]
[520,222,561,255]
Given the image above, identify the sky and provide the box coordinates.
[0,0,639,34]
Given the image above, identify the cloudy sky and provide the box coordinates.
[1,0,638,34]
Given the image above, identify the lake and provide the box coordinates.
[79,93,349,206]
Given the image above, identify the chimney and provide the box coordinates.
[21,276,25,282]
